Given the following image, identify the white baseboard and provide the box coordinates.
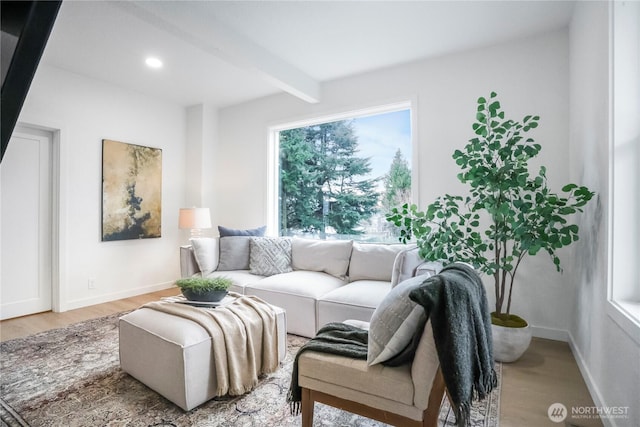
[567,331,618,427]
[519,327,622,427]
[530,325,569,342]
[62,281,177,312]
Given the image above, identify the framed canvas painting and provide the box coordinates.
[101,139,162,241]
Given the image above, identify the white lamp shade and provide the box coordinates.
[178,208,212,229]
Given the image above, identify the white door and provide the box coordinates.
[0,127,52,319]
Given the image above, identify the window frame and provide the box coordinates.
[267,100,418,240]
[607,0,640,345]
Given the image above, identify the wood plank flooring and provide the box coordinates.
[0,289,602,427]
[0,288,178,341]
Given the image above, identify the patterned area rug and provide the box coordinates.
[1,312,500,427]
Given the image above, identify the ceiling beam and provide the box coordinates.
[118,2,320,104]
[1,0,62,162]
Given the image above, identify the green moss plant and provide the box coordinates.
[175,277,232,293]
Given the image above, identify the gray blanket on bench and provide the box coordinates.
[286,322,368,415]
[409,262,497,427]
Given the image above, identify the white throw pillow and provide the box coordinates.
[189,237,219,276]
[291,238,353,279]
[249,237,293,276]
[367,275,430,366]
[349,243,406,282]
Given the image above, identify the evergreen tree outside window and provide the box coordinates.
[274,107,412,242]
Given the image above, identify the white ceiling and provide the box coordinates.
[41,0,575,108]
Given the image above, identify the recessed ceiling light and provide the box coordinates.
[145,57,163,69]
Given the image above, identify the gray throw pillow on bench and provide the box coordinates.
[367,275,430,366]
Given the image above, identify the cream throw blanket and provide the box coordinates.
[142,293,279,396]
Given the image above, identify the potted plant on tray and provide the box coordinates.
[175,276,233,302]
[387,92,594,362]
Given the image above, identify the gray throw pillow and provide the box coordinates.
[216,236,251,271]
[249,237,292,276]
[367,275,429,366]
[218,225,266,237]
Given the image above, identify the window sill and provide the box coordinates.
[607,300,640,345]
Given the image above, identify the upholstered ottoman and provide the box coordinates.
[119,303,287,411]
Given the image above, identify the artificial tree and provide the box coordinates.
[387,92,594,326]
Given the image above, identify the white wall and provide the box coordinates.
[569,2,640,426]
[215,30,573,336]
[186,103,218,217]
[14,64,186,311]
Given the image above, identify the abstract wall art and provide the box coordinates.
[101,139,162,241]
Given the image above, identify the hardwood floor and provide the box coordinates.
[0,289,602,427]
[501,338,603,427]
[0,288,178,341]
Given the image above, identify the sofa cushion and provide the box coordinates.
[319,280,391,309]
[390,247,442,288]
[218,225,266,237]
[204,270,264,294]
[292,238,353,279]
[249,237,292,276]
[245,270,346,337]
[390,247,421,288]
[317,280,391,328]
[189,237,219,276]
[217,236,250,271]
[349,243,406,282]
[367,275,430,366]
[246,270,346,299]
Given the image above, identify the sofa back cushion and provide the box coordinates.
[349,243,406,282]
[390,247,443,288]
[291,238,353,279]
[390,246,421,287]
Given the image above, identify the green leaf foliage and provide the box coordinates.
[385,92,595,316]
[279,120,379,236]
[382,149,412,212]
[176,276,233,292]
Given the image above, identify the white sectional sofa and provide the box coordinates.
[180,236,441,337]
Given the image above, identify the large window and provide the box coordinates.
[609,0,640,337]
[270,104,413,242]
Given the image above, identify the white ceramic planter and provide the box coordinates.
[491,323,532,363]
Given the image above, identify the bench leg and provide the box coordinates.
[423,369,446,427]
[301,387,314,427]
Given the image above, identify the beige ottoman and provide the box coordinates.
[119,303,287,411]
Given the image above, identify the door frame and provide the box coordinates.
[13,121,64,313]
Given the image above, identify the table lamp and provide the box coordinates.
[178,207,212,238]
